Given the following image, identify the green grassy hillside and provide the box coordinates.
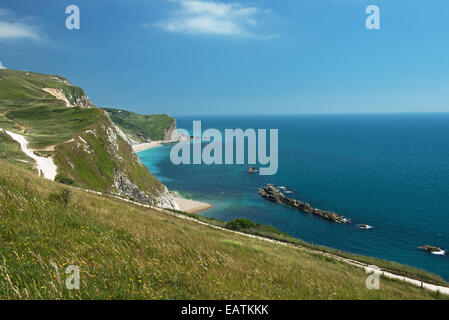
[0,70,88,110]
[0,69,174,206]
[103,108,176,142]
[0,160,445,300]
[0,70,96,148]
[1,69,447,300]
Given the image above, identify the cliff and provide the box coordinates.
[103,107,178,143]
[0,69,178,209]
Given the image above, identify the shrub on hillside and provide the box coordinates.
[225,218,258,231]
[55,174,74,185]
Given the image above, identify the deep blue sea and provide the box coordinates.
[138,114,449,280]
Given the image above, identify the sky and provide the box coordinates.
[0,0,448,115]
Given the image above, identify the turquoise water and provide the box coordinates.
[138,114,449,280]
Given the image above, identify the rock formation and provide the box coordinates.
[248,166,257,174]
[43,86,93,109]
[113,169,179,210]
[163,119,179,141]
[258,184,350,223]
[74,93,93,108]
[420,245,445,254]
[358,224,373,230]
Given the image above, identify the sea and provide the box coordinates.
[138,114,449,280]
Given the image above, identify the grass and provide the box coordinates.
[0,69,98,148]
[5,104,100,148]
[0,70,88,109]
[166,212,449,287]
[1,69,447,299]
[0,69,168,201]
[103,108,175,142]
[0,160,446,300]
[52,111,163,196]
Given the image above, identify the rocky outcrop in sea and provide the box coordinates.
[258,184,350,224]
[420,245,446,255]
[248,166,258,174]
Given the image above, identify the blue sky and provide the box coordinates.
[0,0,448,115]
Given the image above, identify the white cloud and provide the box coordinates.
[0,61,6,69]
[0,21,42,40]
[0,8,43,41]
[153,0,271,37]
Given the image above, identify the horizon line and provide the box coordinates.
[169,111,449,117]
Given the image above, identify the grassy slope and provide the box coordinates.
[0,70,97,148]
[0,161,444,300]
[175,209,448,287]
[0,69,165,198]
[53,112,162,195]
[103,108,175,142]
[1,70,447,299]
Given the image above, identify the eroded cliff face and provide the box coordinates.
[43,81,93,109]
[107,116,179,209]
[154,185,180,210]
[73,94,93,109]
[163,119,179,141]
[104,115,180,210]
[104,112,140,146]
[1,69,178,210]
[54,111,179,210]
[113,169,179,210]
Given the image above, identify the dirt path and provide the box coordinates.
[78,187,449,296]
[1,128,57,180]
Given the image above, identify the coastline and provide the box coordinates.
[132,141,165,153]
[174,197,212,213]
[133,141,213,214]
[133,139,186,153]
[78,179,449,295]
[133,120,449,281]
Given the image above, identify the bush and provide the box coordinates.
[55,174,74,185]
[225,218,258,231]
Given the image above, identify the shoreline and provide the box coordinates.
[81,186,449,294]
[132,144,212,213]
[132,141,164,153]
[133,140,179,153]
[132,142,213,214]
[174,197,212,213]
[133,133,447,283]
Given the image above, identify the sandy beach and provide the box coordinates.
[133,141,212,213]
[132,140,183,153]
[174,197,212,213]
[132,141,163,152]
